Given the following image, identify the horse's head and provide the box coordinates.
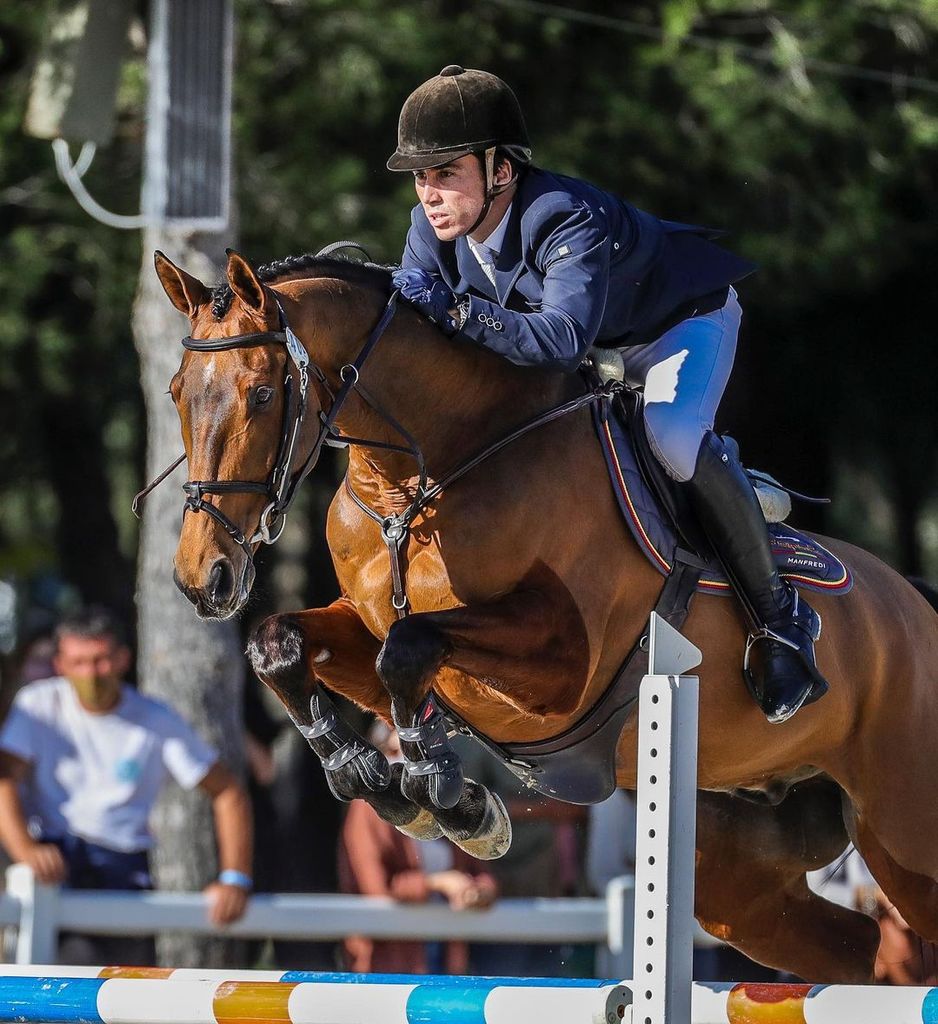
[155,249,322,620]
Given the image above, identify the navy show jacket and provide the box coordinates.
[401,168,756,371]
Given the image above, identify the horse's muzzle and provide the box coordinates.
[173,557,255,620]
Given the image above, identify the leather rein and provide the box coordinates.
[133,286,624,616]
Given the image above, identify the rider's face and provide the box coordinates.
[413,156,486,241]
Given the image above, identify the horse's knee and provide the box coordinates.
[247,614,311,712]
[376,615,451,703]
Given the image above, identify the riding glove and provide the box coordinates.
[391,268,460,335]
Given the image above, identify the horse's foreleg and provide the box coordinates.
[375,584,586,856]
[247,601,441,838]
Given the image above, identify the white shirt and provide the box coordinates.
[466,203,513,287]
[0,677,217,852]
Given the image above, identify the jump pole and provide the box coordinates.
[0,970,632,1024]
[631,611,702,1024]
[2,969,938,1024]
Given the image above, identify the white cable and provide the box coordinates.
[51,138,149,230]
[72,141,97,179]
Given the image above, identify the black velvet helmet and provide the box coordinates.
[387,65,531,172]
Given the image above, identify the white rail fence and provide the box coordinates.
[0,863,648,970]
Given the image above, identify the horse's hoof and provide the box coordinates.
[395,806,444,841]
[445,791,512,860]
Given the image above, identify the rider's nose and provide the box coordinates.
[207,557,235,607]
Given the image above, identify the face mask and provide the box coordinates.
[67,673,121,711]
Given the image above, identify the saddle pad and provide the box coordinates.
[591,404,853,596]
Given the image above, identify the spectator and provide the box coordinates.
[339,722,497,974]
[0,607,253,965]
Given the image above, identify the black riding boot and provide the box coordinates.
[686,431,829,723]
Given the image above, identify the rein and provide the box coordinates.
[134,282,624,613]
[343,378,624,617]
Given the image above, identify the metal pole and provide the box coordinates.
[631,613,701,1024]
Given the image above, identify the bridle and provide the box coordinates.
[132,287,403,563]
[135,265,625,616]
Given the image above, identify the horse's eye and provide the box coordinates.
[252,385,275,406]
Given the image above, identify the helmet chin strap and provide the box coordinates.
[466,146,517,238]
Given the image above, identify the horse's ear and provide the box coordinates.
[153,251,209,316]
[225,249,269,313]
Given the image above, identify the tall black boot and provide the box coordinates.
[685,431,829,723]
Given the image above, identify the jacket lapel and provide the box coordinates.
[455,236,497,299]
[493,199,525,306]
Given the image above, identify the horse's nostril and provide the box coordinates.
[208,558,235,606]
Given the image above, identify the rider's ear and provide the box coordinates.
[225,249,269,314]
[153,251,209,316]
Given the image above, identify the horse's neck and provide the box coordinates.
[308,291,573,505]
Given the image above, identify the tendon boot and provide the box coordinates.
[685,431,829,723]
[393,694,465,810]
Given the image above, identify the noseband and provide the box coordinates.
[132,290,403,563]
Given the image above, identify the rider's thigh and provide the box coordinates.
[624,290,741,481]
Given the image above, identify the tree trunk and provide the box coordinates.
[132,227,247,967]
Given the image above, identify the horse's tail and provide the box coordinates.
[907,575,938,614]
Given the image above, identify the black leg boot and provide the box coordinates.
[685,432,829,723]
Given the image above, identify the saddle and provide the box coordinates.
[594,383,853,596]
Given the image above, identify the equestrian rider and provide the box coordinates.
[387,65,828,724]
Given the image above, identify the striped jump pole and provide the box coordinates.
[1,970,937,1024]
[0,968,631,1024]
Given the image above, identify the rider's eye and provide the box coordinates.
[252,385,275,407]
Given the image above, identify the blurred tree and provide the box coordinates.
[133,227,247,968]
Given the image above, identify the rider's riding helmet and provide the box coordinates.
[387,65,532,174]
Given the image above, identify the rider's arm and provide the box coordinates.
[458,200,613,372]
[401,196,615,371]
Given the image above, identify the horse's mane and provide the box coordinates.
[211,253,392,319]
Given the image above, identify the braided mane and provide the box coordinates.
[211,253,393,319]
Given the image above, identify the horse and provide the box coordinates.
[149,247,938,983]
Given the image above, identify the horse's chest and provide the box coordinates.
[332,530,458,637]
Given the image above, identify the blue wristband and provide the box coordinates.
[218,869,253,890]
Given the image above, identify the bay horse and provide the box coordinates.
[151,248,938,983]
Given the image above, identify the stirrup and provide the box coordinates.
[741,594,828,723]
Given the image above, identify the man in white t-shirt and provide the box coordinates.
[0,607,253,964]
